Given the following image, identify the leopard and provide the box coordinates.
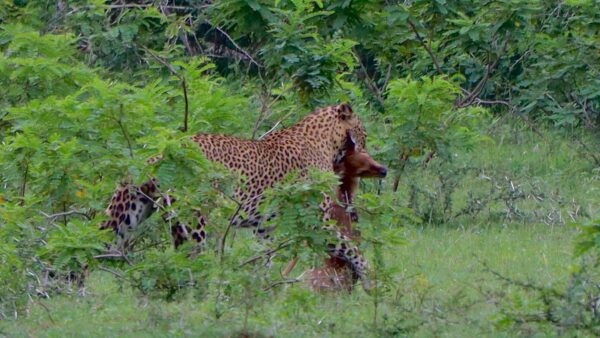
[101,103,376,286]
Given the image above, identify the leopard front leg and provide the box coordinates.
[320,194,373,291]
[325,238,372,290]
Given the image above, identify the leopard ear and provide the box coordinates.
[338,103,354,120]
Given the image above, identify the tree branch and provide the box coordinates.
[40,209,92,221]
[263,278,302,291]
[407,19,442,75]
[219,204,243,261]
[141,46,189,132]
[239,239,292,267]
[205,19,263,69]
[355,49,386,107]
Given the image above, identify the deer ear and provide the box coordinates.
[338,103,353,120]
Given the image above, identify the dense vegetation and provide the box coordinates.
[1,0,600,336]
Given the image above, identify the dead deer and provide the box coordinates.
[284,138,387,292]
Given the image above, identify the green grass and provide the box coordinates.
[2,125,598,337]
[0,223,578,337]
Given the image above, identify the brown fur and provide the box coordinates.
[305,141,387,292]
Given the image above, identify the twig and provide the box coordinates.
[141,46,189,132]
[219,204,243,261]
[94,251,133,265]
[117,104,134,158]
[98,266,134,284]
[239,239,292,267]
[258,112,293,140]
[34,300,55,325]
[470,97,544,138]
[40,209,92,221]
[574,137,600,167]
[20,162,28,205]
[457,60,498,108]
[407,19,442,75]
[481,260,563,298]
[205,20,263,69]
[263,278,302,291]
[93,253,127,260]
[355,49,386,107]
[104,4,211,10]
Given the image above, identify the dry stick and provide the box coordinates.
[104,4,211,10]
[251,73,289,139]
[457,59,499,108]
[473,98,544,138]
[457,37,509,107]
[98,266,135,284]
[281,257,299,277]
[141,46,189,132]
[574,137,600,167]
[94,251,133,266]
[407,19,442,75]
[481,259,563,297]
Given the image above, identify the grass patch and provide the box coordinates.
[1,223,577,337]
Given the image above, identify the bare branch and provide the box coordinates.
[407,19,442,75]
[94,250,133,265]
[355,49,386,107]
[104,4,212,10]
[258,112,293,140]
[219,204,243,261]
[205,20,263,69]
[40,209,92,221]
[239,239,292,267]
[141,46,189,132]
[264,278,302,291]
[117,104,134,158]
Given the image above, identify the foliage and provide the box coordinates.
[39,220,110,274]
[261,169,341,263]
[1,1,600,336]
[382,76,487,167]
[125,248,213,301]
[574,219,600,258]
